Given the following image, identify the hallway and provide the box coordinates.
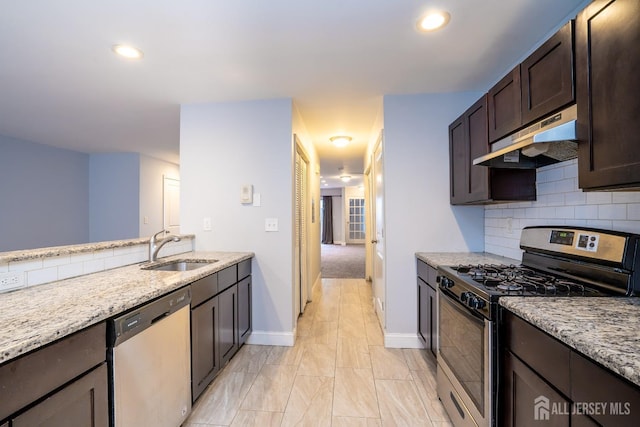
[184,278,452,426]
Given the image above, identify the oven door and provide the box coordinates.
[437,289,492,427]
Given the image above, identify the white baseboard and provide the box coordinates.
[245,330,295,346]
[384,333,424,349]
[310,273,321,301]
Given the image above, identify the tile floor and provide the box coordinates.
[184,278,453,426]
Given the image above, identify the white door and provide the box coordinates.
[365,168,374,282]
[163,176,180,235]
[372,133,385,327]
[346,197,366,244]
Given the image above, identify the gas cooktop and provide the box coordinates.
[445,263,609,298]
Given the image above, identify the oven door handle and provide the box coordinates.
[439,288,485,323]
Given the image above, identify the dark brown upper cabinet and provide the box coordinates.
[521,20,575,125]
[488,66,522,143]
[576,0,640,191]
[449,113,468,204]
[488,21,575,143]
[450,95,536,204]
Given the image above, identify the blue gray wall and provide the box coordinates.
[0,135,89,251]
[89,153,140,242]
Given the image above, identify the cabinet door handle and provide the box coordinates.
[371,240,378,244]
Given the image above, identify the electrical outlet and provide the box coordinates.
[265,218,278,232]
[0,271,24,292]
[203,217,212,231]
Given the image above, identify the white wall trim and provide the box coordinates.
[310,273,321,301]
[246,330,295,347]
[384,333,423,349]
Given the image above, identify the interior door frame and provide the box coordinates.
[371,131,385,329]
[294,135,311,317]
[364,165,373,282]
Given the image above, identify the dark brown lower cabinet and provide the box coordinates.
[417,277,437,359]
[238,276,252,346]
[501,310,640,427]
[190,259,252,402]
[416,260,437,359]
[191,295,219,401]
[502,351,570,427]
[0,323,107,426]
[218,283,238,367]
[12,363,108,427]
[572,351,640,427]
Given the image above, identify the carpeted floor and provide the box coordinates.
[321,243,366,278]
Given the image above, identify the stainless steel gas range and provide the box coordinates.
[435,226,640,427]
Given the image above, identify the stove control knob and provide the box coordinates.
[439,277,454,289]
[468,296,486,310]
[460,292,470,303]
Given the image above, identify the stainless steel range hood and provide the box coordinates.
[473,104,577,168]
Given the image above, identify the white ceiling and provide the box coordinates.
[0,0,586,188]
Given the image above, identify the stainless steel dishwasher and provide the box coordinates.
[109,287,191,427]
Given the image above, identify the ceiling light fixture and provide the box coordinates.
[340,175,352,182]
[417,11,450,32]
[330,136,352,147]
[112,44,144,59]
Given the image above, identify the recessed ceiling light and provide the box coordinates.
[112,44,144,59]
[417,11,450,32]
[340,175,352,182]
[330,136,352,147]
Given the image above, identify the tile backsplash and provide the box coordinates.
[0,237,194,293]
[485,159,640,260]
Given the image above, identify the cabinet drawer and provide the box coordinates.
[503,311,570,396]
[12,363,108,427]
[417,260,437,286]
[0,322,106,420]
[218,265,237,291]
[571,351,640,427]
[238,258,251,280]
[191,273,218,307]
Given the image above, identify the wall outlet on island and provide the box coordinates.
[0,271,24,292]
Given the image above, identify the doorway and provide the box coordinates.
[320,188,366,279]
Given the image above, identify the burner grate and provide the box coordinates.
[454,263,594,296]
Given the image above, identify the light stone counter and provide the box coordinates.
[0,251,252,364]
[500,297,640,388]
[416,252,520,269]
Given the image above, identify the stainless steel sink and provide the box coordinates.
[142,259,217,272]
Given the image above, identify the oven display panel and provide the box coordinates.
[550,230,575,246]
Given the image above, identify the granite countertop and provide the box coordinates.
[0,251,252,364]
[416,251,520,269]
[500,297,640,388]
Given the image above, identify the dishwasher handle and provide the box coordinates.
[110,287,191,346]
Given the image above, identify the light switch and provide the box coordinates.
[241,184,253,204]
[252,193,261,207]
[203,217,212,231]
[265,218,278,232]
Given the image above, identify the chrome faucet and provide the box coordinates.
[149,230,181,262]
